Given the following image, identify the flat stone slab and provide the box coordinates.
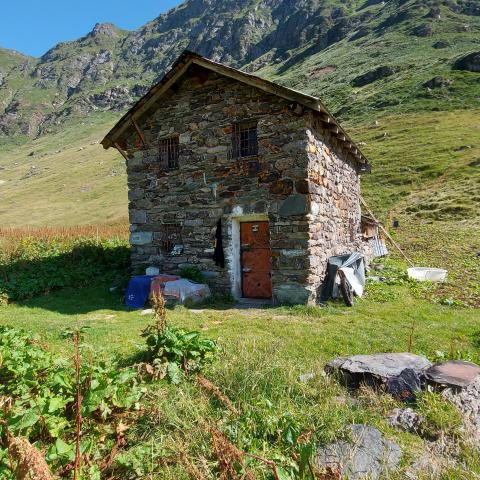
[425,360,480,389]
[325,353,432,383]
[317,424,401,480]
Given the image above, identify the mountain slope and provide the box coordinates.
[0,0,479,229]
[0,0,479,140]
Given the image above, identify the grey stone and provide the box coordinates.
[317,424,401,480]
[443,375,480,437]
[389,408,423,433]
[274,282,311,304]
[351,66,397,87]
[278,194,308,217]
[130,231,153,245]
[454,51,480,72]
[203,271,220,279]
[130,209,147,223]
[298,372,315,383]
[325,353,432,383]
[423,76,453,89]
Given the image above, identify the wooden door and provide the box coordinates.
[240,221,272,298]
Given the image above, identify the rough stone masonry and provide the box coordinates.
[105,54,371,304]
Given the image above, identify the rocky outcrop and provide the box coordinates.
[454,51,480,72]
[412,23,434,37]
[87,23,119,39]
[0,0,479,140]
[351,66,397,87]
[88,86,133,110]
[433,40,450,48]
[423,76,453,88]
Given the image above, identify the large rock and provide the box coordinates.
[325,353,432,388]
[351,66,397,87]
[273,282,311,304]
[317,424,401,480]
[424,360,480,389]
[423,76,453,89]
[432,40,450,49]
[278,194,308,217]
[412,23,434,37]
[454,51,480,72]
[443,375,480,438]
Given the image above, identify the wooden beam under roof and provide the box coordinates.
[114,142,129,161]
[132,118,147,147]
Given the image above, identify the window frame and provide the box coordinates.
[231,120,259,160]
[159,223,183,253]
[158,135,180,170]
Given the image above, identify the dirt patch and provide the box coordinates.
[309,65,337,79]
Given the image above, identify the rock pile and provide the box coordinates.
[322,354,480,478]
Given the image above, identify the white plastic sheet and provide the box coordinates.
[163,279,211,304]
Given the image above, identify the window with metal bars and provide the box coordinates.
[159,136,179,170]
[159,223,183,253]
[231,121,258,159]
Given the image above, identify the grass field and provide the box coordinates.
[0,272,479,478]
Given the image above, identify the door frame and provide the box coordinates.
[228,214,270,300]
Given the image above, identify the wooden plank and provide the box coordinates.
[114,142,129,161]
[132,118,147,147]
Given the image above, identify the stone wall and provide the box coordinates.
[305,113,369,302]
[124,66,314,302]
[122,65,367,304]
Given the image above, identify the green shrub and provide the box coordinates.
[179,265,205,283]
[0,325,144,475]
[0,236,129,301]
[140,325,218,384]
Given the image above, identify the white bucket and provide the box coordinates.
[407,267,447,282]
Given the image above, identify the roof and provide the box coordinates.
[101,50,368,165]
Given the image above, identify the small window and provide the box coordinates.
[231,121,258,159]
[159,223,183,253]
[159,136,179,170]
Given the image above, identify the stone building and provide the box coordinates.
[101,51,371,304]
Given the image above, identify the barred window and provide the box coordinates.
[159,136,179,170]
[159,223,183,253]
[231,121,258,159]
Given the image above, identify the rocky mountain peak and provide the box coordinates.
[89,23,119,38]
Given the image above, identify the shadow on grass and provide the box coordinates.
[11,282,132,315]
[1,243,130,314]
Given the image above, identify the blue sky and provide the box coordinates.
[0,0,183,57]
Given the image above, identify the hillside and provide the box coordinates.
[0,0,479,140]
[0,0,479,233]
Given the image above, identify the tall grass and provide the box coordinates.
[0,224,130,302]
[0,224,129,242]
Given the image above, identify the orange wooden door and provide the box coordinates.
[240,221,272,298]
